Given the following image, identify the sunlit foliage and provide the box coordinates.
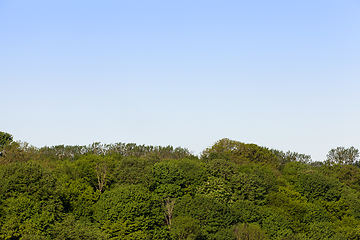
[1,133,360,239]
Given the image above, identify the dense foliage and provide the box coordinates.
[1,132,360,239]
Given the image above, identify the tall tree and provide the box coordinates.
[0,131,13,148]
[326,146,359,165]
[0,132,13,157]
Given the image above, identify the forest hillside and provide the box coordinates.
[1,131,360,240]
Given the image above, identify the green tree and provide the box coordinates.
[56,154,115,192]
[0,162,62,239]
[196,176,232,203]
[176,159,207,196]
[170,216,202,240]
[112,157,153,187]
[331,216,360,239]
[295,172,341,202]
[321,163,360,191]
[231,200,261,224]
[266,186,308,232]
[261,211,293,239]
[280,161,309,184]
[307,222,335,240]
[270,149,312,168]
[173,195,234,238]
[51,214,107,240]
[59,178,101,219]
[151,161,185,198]
[0,131,13,149]
[201,138,279,166]
[231,164,276,205]
[94,185,165,239]
[326,147,359,165]
[234,223,269,240]
[0,140,38,164]
[203,158,236,181]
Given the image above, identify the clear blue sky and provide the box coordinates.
[1,0,360,161]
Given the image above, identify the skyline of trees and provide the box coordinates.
[1,131,360,239]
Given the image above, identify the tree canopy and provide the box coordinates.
[0,133,359,239]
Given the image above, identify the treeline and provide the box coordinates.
[1,132,360,239]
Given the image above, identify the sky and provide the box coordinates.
[1,0,360,161]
